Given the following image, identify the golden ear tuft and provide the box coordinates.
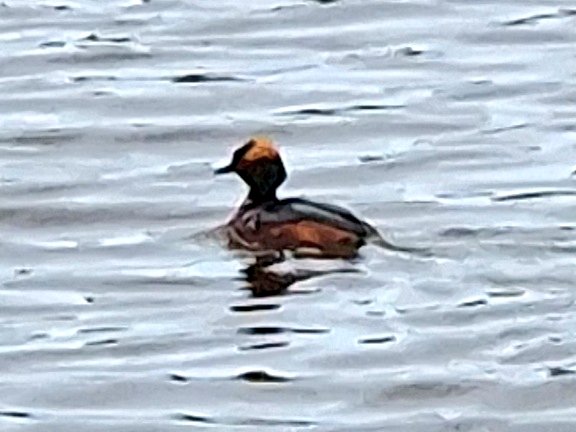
[242,136,280,162]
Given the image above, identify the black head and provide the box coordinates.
[215,137,287,201]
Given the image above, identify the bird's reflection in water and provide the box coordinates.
[241,256,360,297]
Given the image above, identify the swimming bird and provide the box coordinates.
[215,137,404,260]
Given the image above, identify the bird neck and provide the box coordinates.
[246,188,277,205]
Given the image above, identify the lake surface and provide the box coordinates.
[1,0,576,431]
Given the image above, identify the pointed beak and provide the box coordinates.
[214,164,233,175]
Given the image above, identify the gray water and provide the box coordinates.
[1,0,576,431]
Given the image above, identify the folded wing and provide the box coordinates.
[259,198,376,238]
